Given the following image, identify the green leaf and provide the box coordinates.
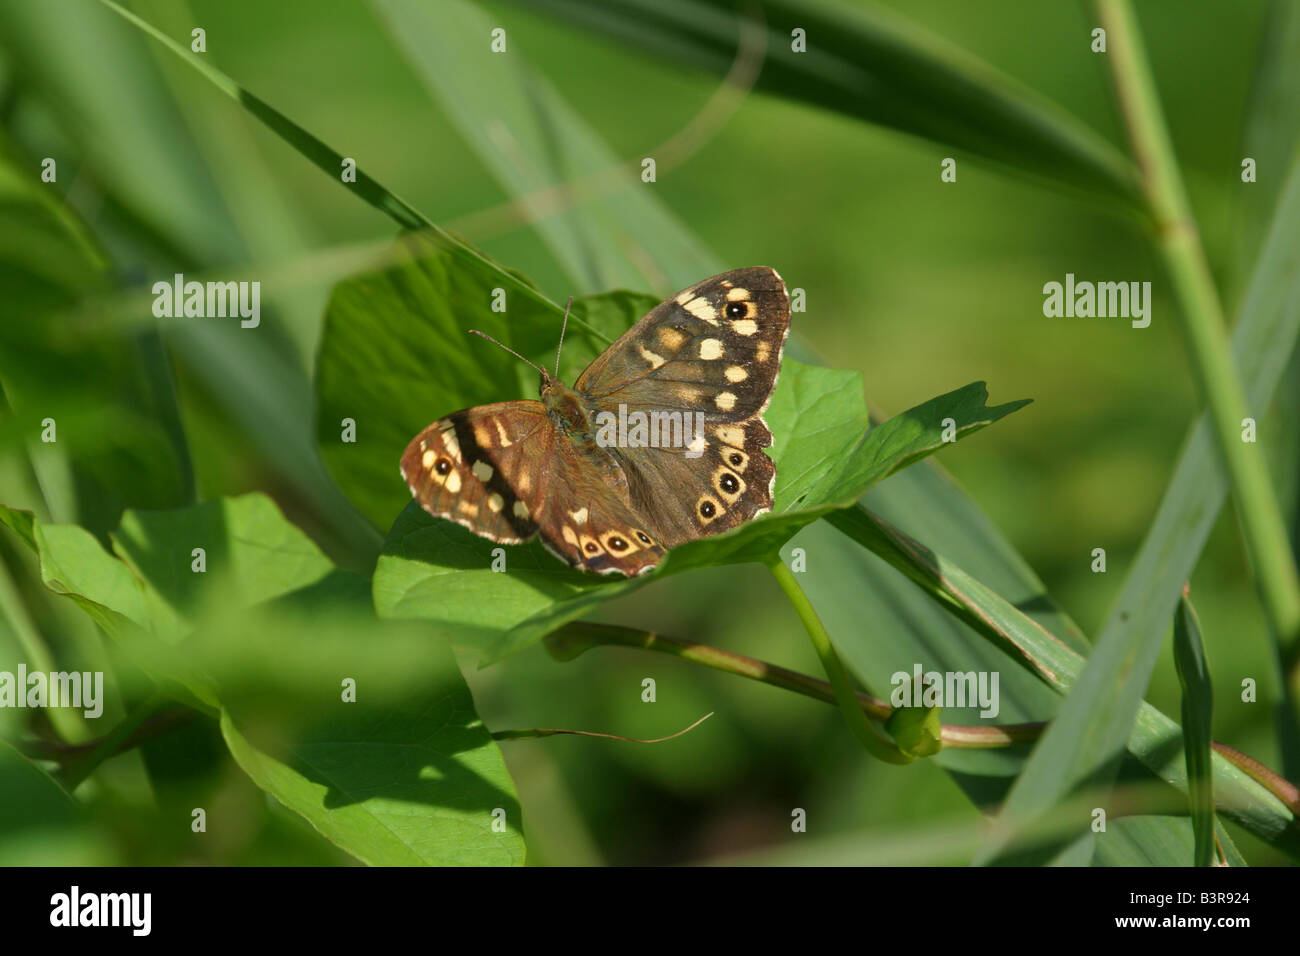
[218,654,526,867]
[512,0,1140,207]
[1,494,527,865]
[1173,591,1216,867]
[374,333,1026,662]
[0,741,115,865]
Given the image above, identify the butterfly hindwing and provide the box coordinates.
[530,449,667,576]
[575,267,788,548]
[609,416,777,548]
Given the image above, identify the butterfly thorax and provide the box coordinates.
[540,377,594,441]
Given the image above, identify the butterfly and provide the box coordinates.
[400,266,790,576]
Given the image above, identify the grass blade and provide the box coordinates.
[512,0,1141,208]
[1172,588,1216,866]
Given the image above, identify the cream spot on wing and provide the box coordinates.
[494,420,512,446]
[458,500,477,516]
[675,385,702,404]
[445,470,462,494]
[570,507,589,525]
[487,493,504,513]
[687,434,706,455]
[716,425,745,447]
[562,526,578,546]
[472,460,494,482]
[699,339,723,360]
[659,326,687,350]
[684,297,719,325]
[513,500,531,521]
[715,391,737,412]
[517,471,531,493]
[675,289,696,305]
[755,341,771,363]
[422,450,436,469]
[726,287,751,301]
[442,429,462,461]
[639,345,665,369]
[725,365,747,382]
[473,424,492,448]
[732,318,758,336]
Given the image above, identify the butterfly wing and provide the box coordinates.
[402,401,666,574]
[575,266,789,547]
[401,401,550,544]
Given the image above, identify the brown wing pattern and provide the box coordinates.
[401,401,549,544]
[402,401,666,574]
[576,266,789,548]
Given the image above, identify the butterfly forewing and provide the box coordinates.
[576,266,789,424]
[401,401,549,543]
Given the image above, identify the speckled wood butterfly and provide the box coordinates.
[401,267,790,576]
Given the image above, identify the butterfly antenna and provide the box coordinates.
[467,329,546,377]
[554,296,573,379]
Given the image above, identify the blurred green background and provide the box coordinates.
[0,0,1294,865]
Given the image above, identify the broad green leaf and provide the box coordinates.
[511,0,1140,207]
[0,742,116,865]
[375,349,1026,661]
[315,239,623,530]
[0,494,527,866]
[976,152,1300,865]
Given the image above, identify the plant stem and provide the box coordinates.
[546,622,1041,748]
[1098,0,1300,693]
[60,692,167,790]
[547,621,1300,817]
[762,554,913,763]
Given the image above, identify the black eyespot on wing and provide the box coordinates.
[728,452,743,466]
[700,500,716,518]
[435,458,452,475]
[725,301,746,318]
[720,472,739,493]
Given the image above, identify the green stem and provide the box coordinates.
[1098,0,1300,693]
[763,554,913,764]
[61,692,166,790]
[546,622,1041,748]
[545,622,1300,815]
